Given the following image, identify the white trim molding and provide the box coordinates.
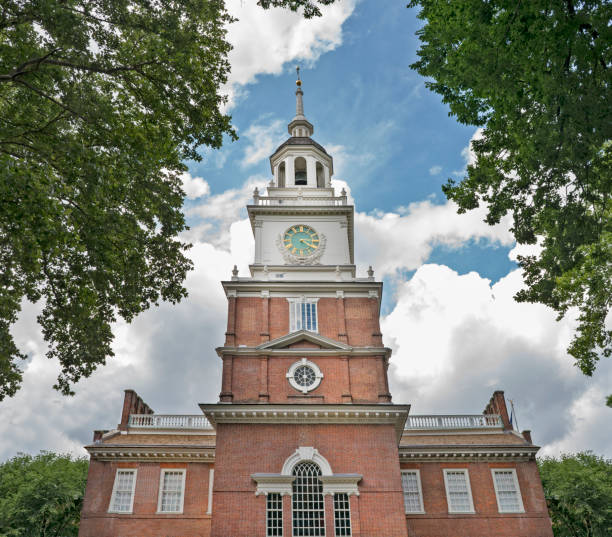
[206,468,214,515]
[443,469,475,514]
[287,358,324,393]
[320,474,362,496]
[282,446,333,476]
[108,468,137,514]
[157,468,186,514]
[398,444,539,462]
[491,468,525,513]
[200,404,410,442]
[252,474,295,496]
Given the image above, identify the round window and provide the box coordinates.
[293,365,316,388]
[286,358,323,394]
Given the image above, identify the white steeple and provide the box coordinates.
[269,69,333,189]
[288,67,314,137]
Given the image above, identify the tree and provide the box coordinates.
[538,452,612,537]
[257,0,336,19]
[0,0,236,399]
[0,452,89,537]
[407,1,611,386]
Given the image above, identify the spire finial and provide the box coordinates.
[295,65,304,117]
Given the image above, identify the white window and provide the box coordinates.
[157,469,186,513]
[401,470,425,513]
[333,493,352,536]
[267,493,283,536]
[292,462,325,536]
[492,469,525,513]
[288,298,318,333]
[443,469,475,513]
[108,469,137,513]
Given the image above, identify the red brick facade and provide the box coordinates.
[79,99,553,535]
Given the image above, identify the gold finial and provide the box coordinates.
[296,65,302,86]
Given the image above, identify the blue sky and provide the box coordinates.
[2,0,611,461]
[187,0,516,289]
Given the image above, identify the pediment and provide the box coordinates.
[256,330,351,351]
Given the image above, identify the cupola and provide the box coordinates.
[269,69,333,189]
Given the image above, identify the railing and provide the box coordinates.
[405,414,502,430]
[252,187,348,206]
[128,414,212,430]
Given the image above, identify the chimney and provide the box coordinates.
[118,389,154,430]
[484,390,512,431]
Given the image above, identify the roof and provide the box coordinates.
[273,136,328,155]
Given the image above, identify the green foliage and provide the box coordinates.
[257,0,335,19]
[0,0,236,399]
[538,452,612,537]
[408,0,612,381]
[0,452,89,537]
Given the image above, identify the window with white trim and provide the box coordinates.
[288,298,318,333]
[443,469,474,513]
[333,493,351,536]
[401,470,424,513]
[267,493,283,536]
[292,461,325,536]
[157,469,186,513]
[492,469,525,513]
[108,469,137,513]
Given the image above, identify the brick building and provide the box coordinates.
[79,77,553,537]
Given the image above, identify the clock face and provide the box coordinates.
[283,225,320,257]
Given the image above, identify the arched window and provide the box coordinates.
[278,162,286,188]
[294,157,307,185]
[316,162,324,188]
[292,461,325,536]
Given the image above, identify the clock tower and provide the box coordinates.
[201,75,410,536]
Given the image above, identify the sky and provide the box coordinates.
[2,0,611,461]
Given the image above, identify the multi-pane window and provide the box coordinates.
[443,469,474,513]
[492,469,524,513]
[289,299,318,333]
[108,469,137,513]
[267,493,283,536]
[292,462,325,536]
[333,493,351,536]
[157,469,185,513]
[401,470,424,513]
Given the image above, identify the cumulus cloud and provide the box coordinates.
[226,0,356,88]
[241,118,286,167]
[429,165,442,176]
[382,264,612,456]
[180,172,211,199]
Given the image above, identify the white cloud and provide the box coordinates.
[180,172,211,199]
[222,0,356,108]
[429,165,442,176]
[241,119,286,167]
[355,199,514,277]
[382,263,612,456]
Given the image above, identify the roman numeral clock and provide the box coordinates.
[276,224,327,264]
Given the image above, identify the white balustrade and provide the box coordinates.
[405,414,502,430]
[253,195,348,206]
[128,414,212,430]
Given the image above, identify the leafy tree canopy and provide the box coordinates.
[0,452,89,537]
[0,0,236,399]
[408,0,612,384]
[257,0,336,19]
[538,452,612,537]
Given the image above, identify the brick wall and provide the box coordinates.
[400,460,552,537]
[79,460,213,537]
[212,423,408,537]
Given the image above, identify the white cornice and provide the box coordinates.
[215,345,391,359]
[398,445,539,462]
[199,404,410,442]
[85,445,215,462]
